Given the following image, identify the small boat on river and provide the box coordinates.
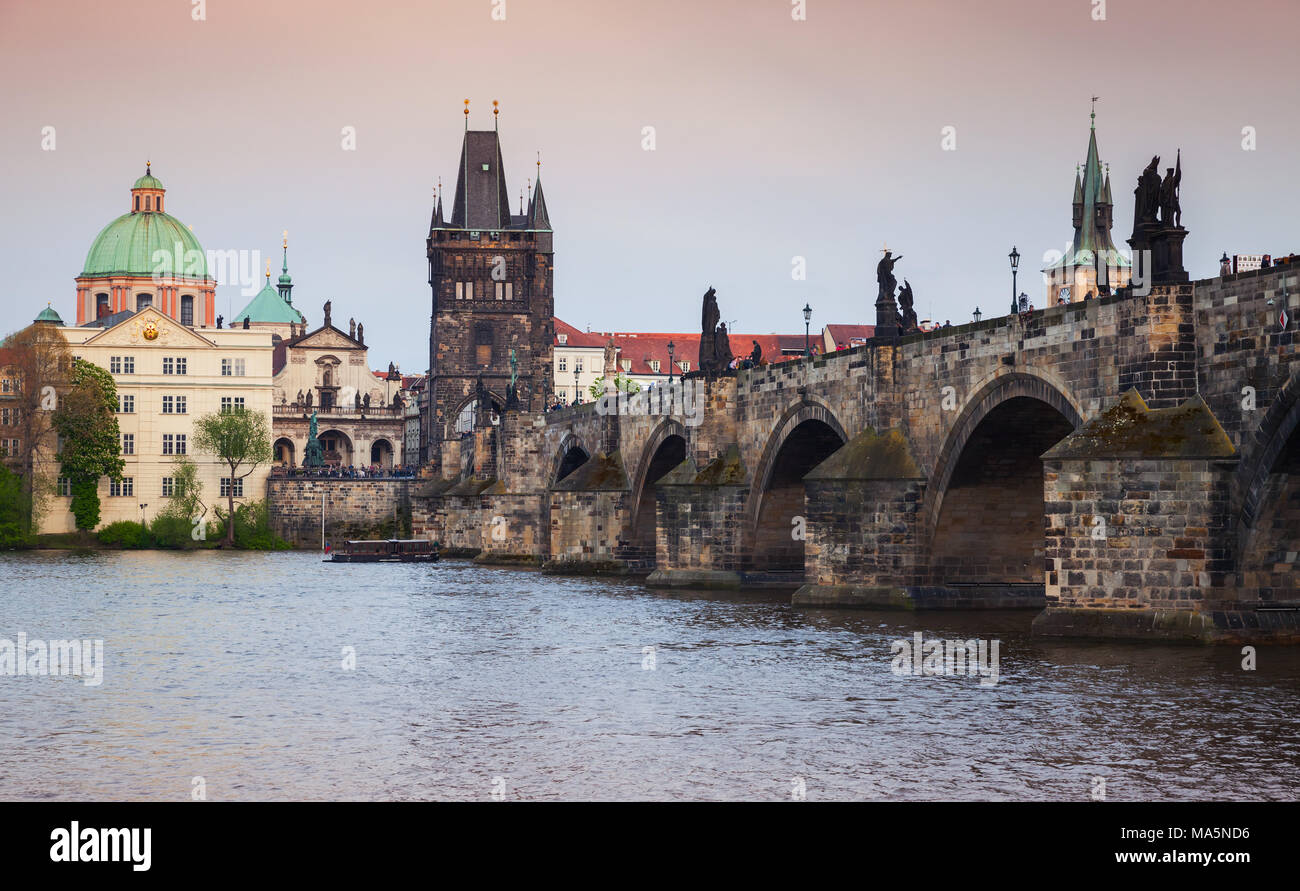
[327,539,440,563]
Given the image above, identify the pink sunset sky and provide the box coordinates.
[2,0,1296,368]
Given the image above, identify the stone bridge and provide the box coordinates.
[411,266,1300,642]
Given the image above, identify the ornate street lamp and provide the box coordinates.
[667,339,675,384]
[573,366,580,405]
[1009,246,1020,316]
[973,306,982,324]
[803,303,813,357]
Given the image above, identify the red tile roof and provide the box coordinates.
[555,319,813,375]
[824,324,876,349]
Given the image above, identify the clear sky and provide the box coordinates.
[2,0,1296,371]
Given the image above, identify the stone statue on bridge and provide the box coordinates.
[1129,151,1188,286]
[715,322,734,370]
[699,286,721,375]
[875,249,903,340]
[898,279,919,333]
[1159,151,1182,228]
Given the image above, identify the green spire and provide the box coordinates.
[277,230,294,303]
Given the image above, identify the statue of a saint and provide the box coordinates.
[897,279,919,333]
[1133,155,1161,232]
[303,411,324,467]
[356,322,363,344]
[1159,151,1181,228]
[323,300,332,327]
[700,286,720,373]
[877,250,902,300]
[715,322,734,369]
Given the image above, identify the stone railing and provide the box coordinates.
[273,404,404,418]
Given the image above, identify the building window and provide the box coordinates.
[110,478,134,497]
[162,433,187,455]
[161,477,174,497]
[122,433,134,455]
[109,356,134,374]
[0,378,10,394]
[162,357,187,375]
[220,477,244,497]
[558,357,567,373]
[180,295,194,326]
[134,196,140,212]
[117,394,135,413]
[649,360,660,373]
[145,196,152,211]
[221,397,245,413]
[475,324,492,366]
[96,293,110,317]
[136,295,152,312]
[465,282,474,300]
[505,282,513,300]
[2,438,18,457]
[57,476,71,497]
[679,361,690,373]
[455,282,464,300]
[162,395,189,414]
[221,358,246,376]
[574,361,583,374]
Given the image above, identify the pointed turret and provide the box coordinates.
[450,130,512,229]
[529,176,551,230]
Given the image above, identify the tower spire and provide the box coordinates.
[277,230,294,304]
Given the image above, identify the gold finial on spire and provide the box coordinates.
[265,259,271,282]
[463,99,469,115]
[146,159,151,174]
[282,229,288,249]
[536,151,541,176]
[519,188,524,215]
[492,99,499,116]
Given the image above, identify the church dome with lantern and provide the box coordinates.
[73,164,217,327]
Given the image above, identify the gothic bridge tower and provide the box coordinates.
[426,102,554,473]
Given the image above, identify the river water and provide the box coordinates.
[1,550,1296,801]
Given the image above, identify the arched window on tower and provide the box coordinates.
[136,294,152,311]
[95,293,110,319]
[134,196,140,212]
[180,295,194,326]
[145,196,152,211]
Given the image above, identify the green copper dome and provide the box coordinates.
[82,210,210,278]
[133,172,164,190]
[34,304,64,324]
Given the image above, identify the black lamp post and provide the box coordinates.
[573,366,580,405]
[667,340,675,384]
[1009,246,1020,315]
[803,303,813,357]
[973,306,982,324]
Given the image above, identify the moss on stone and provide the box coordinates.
[1043,389,1236,459]
[551,450,629,491]
[804,427,924,481]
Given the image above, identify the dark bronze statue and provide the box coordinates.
[715,322,734,370]
[750,340,762,365]
[897,279,919,333]
[1133,155,1161,232]
[699,286,720,373]
[1159,151,1181,228]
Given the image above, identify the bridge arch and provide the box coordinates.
[626,419,690,566]
[1235,370,1300,594]
[747,399,848,572]
[549,433,590,486]
[923,370,1085,539]
[922,371,1082,591]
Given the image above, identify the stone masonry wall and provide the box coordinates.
[268,478,412,547]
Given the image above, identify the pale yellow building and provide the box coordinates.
[37,306,275,533]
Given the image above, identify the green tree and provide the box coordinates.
[0,461,32,549]
[53,359,123,534]
[193,407,272,547]
[589,374,642,400]
[152,455,207,548]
